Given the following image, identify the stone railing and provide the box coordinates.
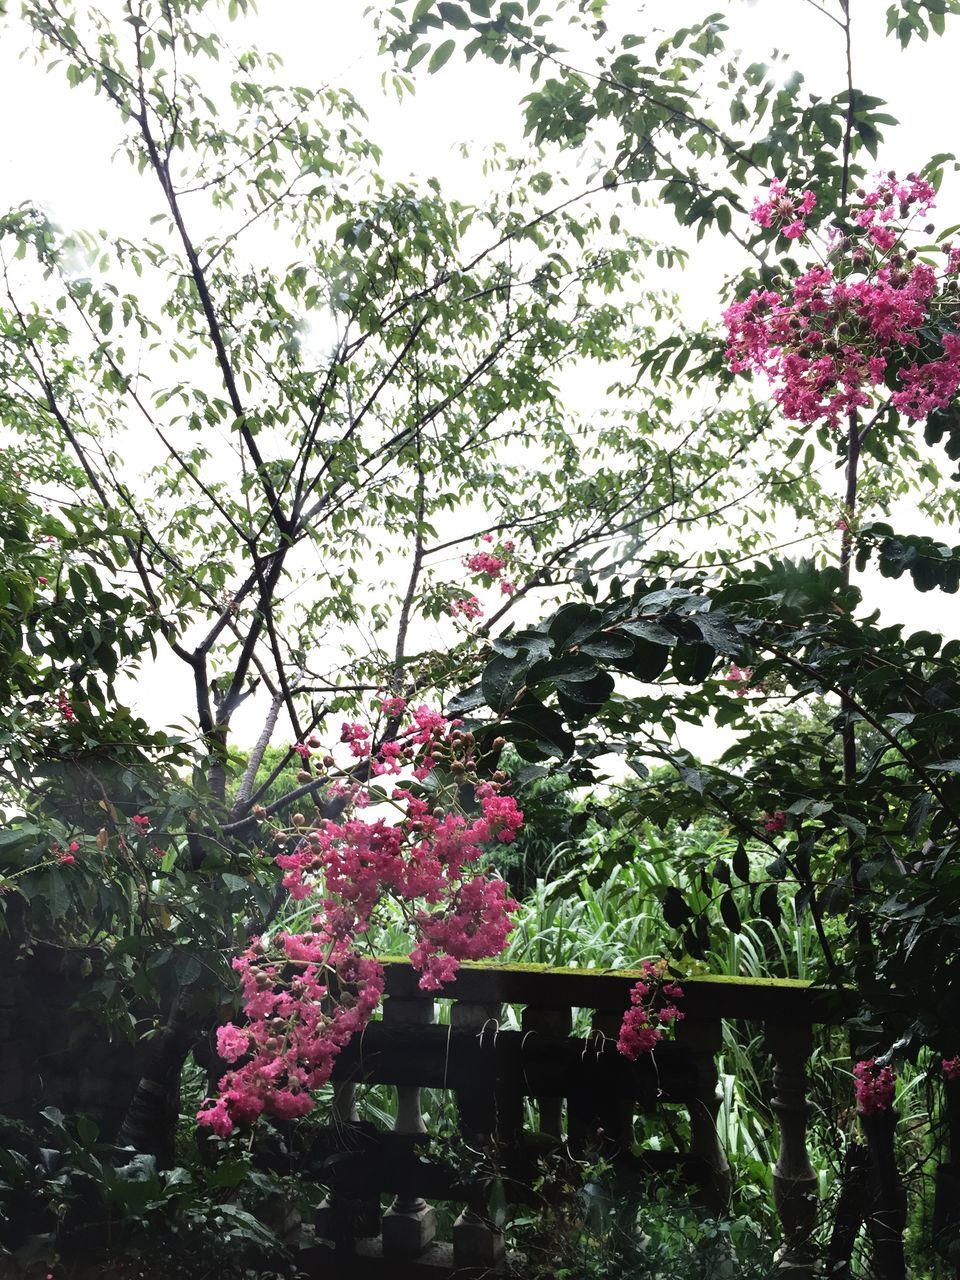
[293,959,874,1278]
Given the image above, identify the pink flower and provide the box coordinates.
[216,1024,251,1064]
[37,576,48,585]
[750,180,817,239]
[892,334,960,419]
[449,595,483,620]
[132,814,150,831]
[380,695,407,718]
[58,854,76,866]
[854,1058,896,1114]
[200,705,521,1135]
[943,1056,960,1082]
[617,965,685,1061]
[464,551,506,579]
[764,810,788,834]
[68,841,80,853]
[197,1098,234,1138]
[291,742,311,760]
[723,206,956,427]
[869,225,897,252]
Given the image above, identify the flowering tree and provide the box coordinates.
[4,0,960,1186]
[0,0,826,1154]
[197,700,522,1136]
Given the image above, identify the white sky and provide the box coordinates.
[2,0,959,757]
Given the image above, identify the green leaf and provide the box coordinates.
[579,633,635,660]
[719,890,742,934]
[662,886,693,927]
[732,842,750,882]
[758,885,781,928]
[428,38,457,71]
[438,2,472,27]
[481,653,529,712]
[548,603,603,649]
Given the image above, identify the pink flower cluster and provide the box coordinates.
[617,959,685,1060]
[450,595,483,620]
[751,178,817,240]
[725,663,758,697]
[853,172,935,251]
[763,810,788,835]
[854,1057,896,1115]
[51,839,80,866]
[198,706,521,1137]
[726,174,960,426]
[942,1056,960,1082]
[456,535,518,610]
[465,550,507,578]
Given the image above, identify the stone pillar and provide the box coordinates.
[521,1005,571,1139]
[765,1022,819,1279]
[316,1079,380,1245]
[592,1010,636,1156]
[861,1107,907,1280]
[675,1017,731,1215]
[450,1000,505,1270]
[381,997,437,1259]
[934,1076,960,1251]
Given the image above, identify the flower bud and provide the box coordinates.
[292,813,305,826]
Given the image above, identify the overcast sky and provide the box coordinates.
[1,0,958,756]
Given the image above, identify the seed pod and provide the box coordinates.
[292,813,306,826]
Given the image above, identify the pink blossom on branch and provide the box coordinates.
[751,179,817,240]
[464,551,506,579]
[198,706,522,1137]
[726,174,960,428]
[853,1057,896,1114]
[449,594,483,620]
[617,959,685,1060]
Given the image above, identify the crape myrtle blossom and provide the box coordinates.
[458,536,517,605]
[726,173,960,428]
[197,705,521,1137]
[854,1058,896,1115]
[617,959,685,1060]
[751,178,817,240]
